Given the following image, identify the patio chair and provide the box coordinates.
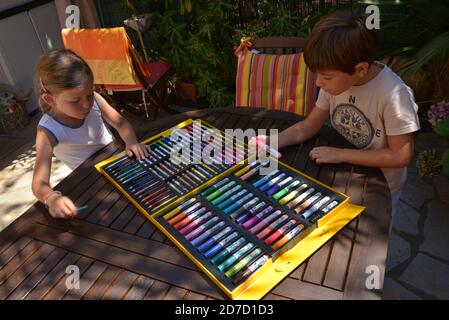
[61,27,175,119]
[235,37,318,116]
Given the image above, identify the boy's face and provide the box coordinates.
[315,62,370,96]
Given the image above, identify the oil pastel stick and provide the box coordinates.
[197,226,233,253]
[234,201,267,225]
[271,224,305,250]
[301,196,331,219]
[278,183,308,205]
[217,243,255,272]
[190,221,226,247]
[256,214,289,240]
[104,155,129,170]
[232,254,270,284]
[264,219,297,245]
[205,181,237,201]
[310,200,339,222]
[203,231,239,259]
[210,237,246,266]
[293,192,323,214]
[233,160,261,177]
[185,216,220,241]
[239,161,268,181]
[285,187,315,209]
[225,248,262,278]
[228,197,260,219]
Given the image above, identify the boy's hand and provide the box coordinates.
[309,146,343,164]
[126,142,149,160]
[47,194,77,219]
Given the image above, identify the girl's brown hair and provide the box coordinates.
[304,9,380,74]
[34,49,93,112]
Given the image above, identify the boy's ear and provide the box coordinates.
[41,93,56,107]
[354,62,370,77]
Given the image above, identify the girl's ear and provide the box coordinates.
[41,93,56,108]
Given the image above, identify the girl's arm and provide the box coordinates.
[32,129,76,218]
[94,92,148,160]
[309,133,414,168]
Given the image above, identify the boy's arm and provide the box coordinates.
[276,107,329,148]
[94,92,148,160]
[310,133,414,168]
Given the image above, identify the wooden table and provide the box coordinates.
[0,107,391,300]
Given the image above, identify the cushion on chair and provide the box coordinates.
[235,47,318,116]
[143,61,172,86]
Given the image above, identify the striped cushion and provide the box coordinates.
[235,47,318,116]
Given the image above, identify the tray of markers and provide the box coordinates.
[95,119,245,215]
[96,119,366,299]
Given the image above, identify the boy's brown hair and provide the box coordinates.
[34,49,93,112]
[304,9,380,74]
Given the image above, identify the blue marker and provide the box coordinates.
[223,193,254,215]
[265,176,293,196]
[190,221,226,247]
[217,189,248,210]
[204,231,239,259]
[235,201,266,224]
[197,226,233,253]
[228,197,260,218]
[259,173,286,192]
[302,196,331,218]
[252,169,280,188]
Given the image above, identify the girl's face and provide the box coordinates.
[43,81,94,122]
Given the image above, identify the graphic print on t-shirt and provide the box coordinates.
[331,104,374,149]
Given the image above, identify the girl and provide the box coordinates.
[32,49,148,219]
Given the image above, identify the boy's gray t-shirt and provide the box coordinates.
[315,62,420,197]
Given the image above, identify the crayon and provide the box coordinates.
[185,216,220,241]
[256,214,289,240]
[248,210,282,234]
[271,224,305,250]
[242,206,275,229]
[252,169,280,188]
[278,183,308,205]
[225,248,262,278]
[163,198,196,220]
[190,221,226,247]
[293,192,323,213]
[217,243,255,272]
[232,254,270,284]
[264,219,297,245]
[285,187,315,209]
[302,196,331,219]
[197,226,233,253]
[179,211,213,235]
[258,173,286,192]
[203,231,239,259]
[222,193,254,215]
[210,237,246,265]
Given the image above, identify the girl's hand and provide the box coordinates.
[248,135,270,152]
[309,146,343,164]
[126,142,149,161]
[47,194,77,219]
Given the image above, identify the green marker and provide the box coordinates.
[272,180,301,200]
[278,184,308,205]
[211,237,245,265]
[217,243,255,272]
[225,248,262,278]
[205,181,236,201]
[76,205,89,213]
[200,178,230,197]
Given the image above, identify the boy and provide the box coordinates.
[256,9,420,213]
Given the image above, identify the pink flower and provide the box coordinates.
[428,100,449,126]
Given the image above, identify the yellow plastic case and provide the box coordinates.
[95,119,365,299]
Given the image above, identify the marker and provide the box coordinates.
[222,193,254,215]
[242,206,274,229]
[225,248,262,278]
[235,201,266,225]
[76,205,88,213]
[265,176,293,196]
[179,211,213,235]
[203,231,239,259]
[239,161,269,181]
[252,169,280,188]
[200,178,230,197]
[190,221,226,247]
[264,219,297,245]
[278,183,308,205]
[310,200,339,222]
[256,214,289,240]
[258,173,286,192]
[197,226,233,253]
[173,207,208,230]
[228,197,260,219]
[271,224,305,250]
[302,196,331,219]
[234,161,261,178]
[205,181,237,201]
[272,180,301,200]
[217,189,248,210]
[217,243,255,272]
[210,237,246,265]
[185,216,220,241]
[248,210,282,234]
[232,254,270,285]
[293,192,322,214]
[211,185,242,206]
[285,187,315,209]
[167,202,202,225]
